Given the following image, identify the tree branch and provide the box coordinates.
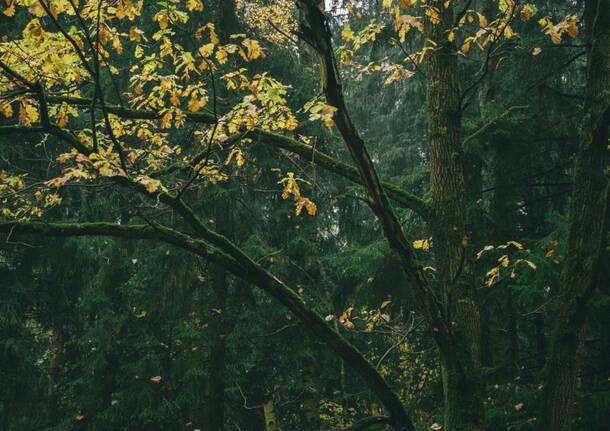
[18,95,430,218]
[297,0,451,359]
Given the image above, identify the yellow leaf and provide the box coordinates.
[285,115,298,131]
[242,39,264,61]
[19,101,39,127]
[507,240,524,250]
[532,47,542,56]
[169,90,181,107]
[161,110,173,128]
[150,375,162,383]
[499,0,511,13]
[413,239,431,251]
[520,4,534,22]
[342,21,354,42]
[134,44,144,58]
[186,0,204,12]
[486,266,500,287]
[447,31,455,42]
[3,1,15,17]
[215,48,228,64]
[0,102,13,118]
[198,43,215,58]
[154,12,169,29]
[338,306,355,329]
[56,106,69,127]
[380,300,392,309]
[225,147,245,167]
[137,175,161,193]
[129,26,142,42]
[566,16,579,38]
[538,17,550,29]
[304,199,317,216]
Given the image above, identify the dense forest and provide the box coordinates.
[0,1,608,430]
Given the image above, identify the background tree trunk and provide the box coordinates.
[207,198,231,431]
[542,0,610,429]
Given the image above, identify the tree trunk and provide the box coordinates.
[263,400,282,431]
[425,2,484,430]
[207,199,231,431]
[541,1,610,430]
[205,4,240,429]
[207,265,227,431]
[302,337,321,431]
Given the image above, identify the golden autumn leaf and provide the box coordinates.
[137,176,161,193]
[198,43,215,58]
[520,4,534,22]
[0,102,13,118]
[413,239,431,251]
[19,101,40,127]
[242,39,264,61]
[186,0,204,12]
[3,1,15,17]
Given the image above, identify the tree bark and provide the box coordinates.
[263,400,282,431]
[541,1,610,430]
[425,2,483,430]
[207,200,230,431]
[301,336,322,431]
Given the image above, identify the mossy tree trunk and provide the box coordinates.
[541,0,610,430]
[425,2,483,430]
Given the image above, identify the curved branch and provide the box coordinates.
[297,0,452,362]
[0,221,240,269]
[0,216,413,428]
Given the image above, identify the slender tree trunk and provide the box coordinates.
[207,200,231,431]
[425,2,483,430]
[302,336,321,431]
[207,263,227,431]
[541,1,610,430]
[206,4,240,429]
[263,400,282,431]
